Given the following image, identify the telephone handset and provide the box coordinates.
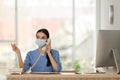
[42,38,50,51]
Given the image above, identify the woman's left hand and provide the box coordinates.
[46,39,51,54]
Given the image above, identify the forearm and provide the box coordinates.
[47,52,58,71]
[17,52,24,68]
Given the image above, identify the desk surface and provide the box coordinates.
[7,73,120,79]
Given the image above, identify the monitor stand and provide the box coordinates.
[110,49,120,74]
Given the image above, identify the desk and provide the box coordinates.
[7,73,120,80]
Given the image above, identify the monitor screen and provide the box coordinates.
[96,30,120,73]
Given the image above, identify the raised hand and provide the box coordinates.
[11,43,24,68]
[11,43,20,55]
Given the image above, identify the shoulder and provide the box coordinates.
[27,49,38,56]
[51,49,60,57]
[51,49,59,54]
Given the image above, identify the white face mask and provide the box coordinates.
[35,39,46,48]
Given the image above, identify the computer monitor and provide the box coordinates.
[96,30,120,74]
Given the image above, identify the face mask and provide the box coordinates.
[35,39,46,48]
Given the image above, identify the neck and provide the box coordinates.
[38,48,45,54]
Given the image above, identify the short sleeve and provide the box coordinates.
[23,51,31,72]
[51,50,62,72]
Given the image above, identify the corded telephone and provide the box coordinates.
[42,38,50,51]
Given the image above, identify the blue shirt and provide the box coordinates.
[23,49,62,72]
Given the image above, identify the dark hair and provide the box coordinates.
[36,28,49,38]
[36,28,51,67]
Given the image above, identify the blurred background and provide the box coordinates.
[0,0,95,80]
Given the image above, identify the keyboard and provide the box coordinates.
[84,72,106,74]
[30,72,60,74]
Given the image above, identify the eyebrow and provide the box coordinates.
[36,36,46,39]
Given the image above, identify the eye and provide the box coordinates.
[41,36,46,39]
[36,36,39,39]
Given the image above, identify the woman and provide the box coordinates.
[11,28,62,72]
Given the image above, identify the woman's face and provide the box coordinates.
[36,32,47,40]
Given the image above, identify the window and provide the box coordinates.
[0,0,16,41]
[0,0,95,80]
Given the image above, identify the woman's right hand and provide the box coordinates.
[11,43,20,55]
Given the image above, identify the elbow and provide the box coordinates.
[20,65,24,68]
[55,64,62,72]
